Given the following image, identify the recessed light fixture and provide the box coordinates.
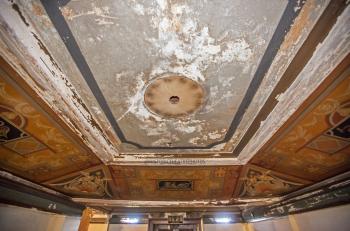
[249,217,270,223]
[120,217,139,224]
[214,217,232,223]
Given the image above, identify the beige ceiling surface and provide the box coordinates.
[17,0,293,155]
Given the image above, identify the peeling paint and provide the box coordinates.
[61,3,118,26]
[0,0,118,162]
[10,0,288,153]
[238,0,350,163]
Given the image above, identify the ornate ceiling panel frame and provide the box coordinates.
[0,0,348,165]
[37,0,303,151]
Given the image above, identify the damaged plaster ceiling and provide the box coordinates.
[1,0,349,206]
[5,0,306,158]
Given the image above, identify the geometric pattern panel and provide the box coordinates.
[251,77,350,181]
[3,136,47,155]
[307,135,349,154]
[0,106,46,155]
[109,166,241,201]
[0,111,28,143]
[0,74,100,182]
[325,117,350,140]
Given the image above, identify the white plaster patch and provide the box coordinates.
[91,106,103,115]
[117,72,156,121]
[128,1,253,82]
[202,90,234,114]
[156,0,168,11]
[151,134,179,146]
[95,18,115,25]
[175,124,196,134]
[140,121,168,136]
[61,3,118,25]
[118,0,255,147]
[220,39,253,62]
[152,138,171,146]
[189,137,201,145]
[211,143,226,151]
[132,3,145,15]
[174,120,203,134]
[208,130,222,140]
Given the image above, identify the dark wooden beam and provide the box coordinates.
[0,175,84,216]
[242,171,350,222]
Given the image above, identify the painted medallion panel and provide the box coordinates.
[158,180,193,191]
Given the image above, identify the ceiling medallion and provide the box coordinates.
[144,75,205,118]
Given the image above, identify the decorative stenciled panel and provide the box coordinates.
[109,166,241,200]
[251,76,350,181]
[0,73,100,182]
[45,165,115,198]
[234,164,310,198]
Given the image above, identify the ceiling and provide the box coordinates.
[0,74,100,182]
[12,0,302,157]
[0,0,349,208]
[47,0,287,152]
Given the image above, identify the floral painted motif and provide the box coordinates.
[236,165,309,198]
[47,166,113,198]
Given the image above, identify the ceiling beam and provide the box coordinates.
[242,171,350,222]
[0,172,84,216]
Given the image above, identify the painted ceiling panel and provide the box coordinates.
[0,72,100,182]
[234,164,310,198]
[45,165,116,198]
[110,165,241,200]
[251,74,350,181]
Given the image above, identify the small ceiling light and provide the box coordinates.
[120,217,139,224]
[249,217,269,223]
[214,217,231,223]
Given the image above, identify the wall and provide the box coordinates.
[108,224,148,231]
[107,205,350,231]
[0,204,80,231]
[1,204,349,231]
[204,223,244,231]
[253,217,292,231]
[89,223,109,231]
[291,204,350,231]
[189,204,350,231]
[252,204,350,231]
